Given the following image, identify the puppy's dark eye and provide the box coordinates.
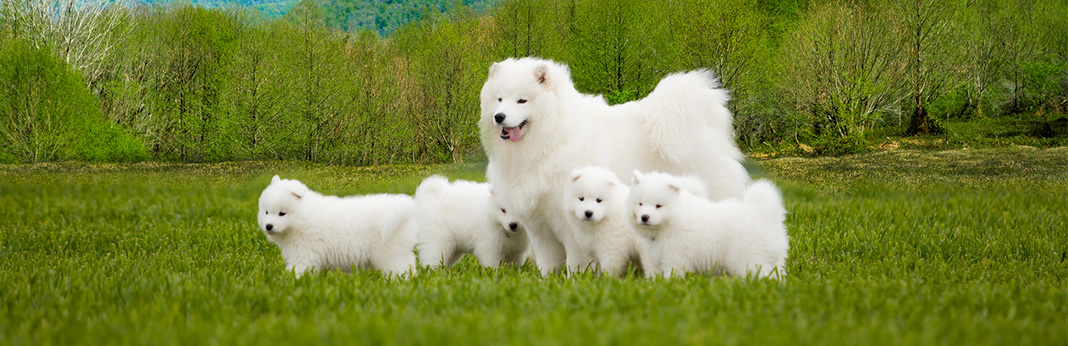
[279,212,286,216]
[638,203,643,206]
[265,211,269,215]
[578,197,584,202]
[655,204,662,209]
[596,198,602,203]
[501,208,506,214]
[497,98,502,102]
[517,99,527,104]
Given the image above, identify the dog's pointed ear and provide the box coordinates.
[570,170,583,183]
[488,62,500,78]
[534,63,549,89]
[271,175,281,184]
[290,181,309,200]
[632,170,644,185]
[668,184,680,194]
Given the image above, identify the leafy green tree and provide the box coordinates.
[568,0,667,102]
[219,12,286,160]
[895,0,962,135]
[393,5,494,162]
[144,5,238,162]
[278,0,352,162]
[780,2,906,152]
[0,36,147,163]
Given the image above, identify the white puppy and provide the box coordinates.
[480,57,750,275]
[628,171,789,279]
[562,166,643,276]
[257,175,418,277]
[414,175,529,268]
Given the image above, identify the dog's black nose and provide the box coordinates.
[640,215,649,223]
[585,210,594,218]
[509,222,518,231]
[494,113,506,124]
[265,224,274,231]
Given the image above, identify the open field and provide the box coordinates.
[1,147,1065,345]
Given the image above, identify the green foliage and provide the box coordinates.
[315,0,499,36]
[0,36,148,163]
[0,148,1065,344]
[1,0,1066,163]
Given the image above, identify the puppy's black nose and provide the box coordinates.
[640,215,649,223]
[494,113,506,124]
[509,222,518,231]
[585,210,593,218]
[265,224,274,231]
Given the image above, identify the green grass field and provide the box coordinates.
[1,147,1065,345]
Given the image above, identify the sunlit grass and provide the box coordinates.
[0,148,1065,345]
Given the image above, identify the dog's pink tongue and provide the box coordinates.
[504,127,522,142]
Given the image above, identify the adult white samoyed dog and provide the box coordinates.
[628,171,789,279]
[479,57,749,274]
[257,175,418,277]
[414,175,529,268]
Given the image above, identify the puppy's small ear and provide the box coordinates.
[668,184,680,194]
[570,170,582,183]
[632,170,644,185]
[291,181,309,200]
[271,175,281,184]
[488,62,500,78]
[534,64,549,88]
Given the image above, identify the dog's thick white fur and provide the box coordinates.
[628,171,789,279]
[562,166,643,276]
[257,175,418,277]
[480,57,750,274]
[414,175,529,268]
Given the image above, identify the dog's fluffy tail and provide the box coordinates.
[379,197,419,244]
[414,175,450,205]
[640,70,735,164]
[743,180,786,225]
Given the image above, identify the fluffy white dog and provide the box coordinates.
[257,175,418,277]
[480,57,750,274]
[562,166,642,276]
[414,175,529,268]
[628,171,789,279]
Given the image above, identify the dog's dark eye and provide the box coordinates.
[578,197,584,202]
[279,212,286,216]
[655,204,662,209]
[497,98,502,102]
[501,208,506,214]
[517,99,527,104]
[265,211,269,215]
[638,203,643,206]
[596,198,602,203]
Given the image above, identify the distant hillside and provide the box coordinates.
[129,0,498,34]
[131,0,298,18]
[315,0,499,36]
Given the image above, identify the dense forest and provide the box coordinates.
[0,0,1065,164]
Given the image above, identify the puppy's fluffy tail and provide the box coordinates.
[641,70,735,164]
[743,180,787,225]
[380,197,419,245]
[414,175,450,205]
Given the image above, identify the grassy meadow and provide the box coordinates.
[0,147,1065,345]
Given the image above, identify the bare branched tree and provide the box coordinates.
[5,0,131,90]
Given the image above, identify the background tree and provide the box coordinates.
[895,0,962,135]
[5,0,132,93]
[219,11,285,160]
[278,0,351,162]
[780,2,906,153]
